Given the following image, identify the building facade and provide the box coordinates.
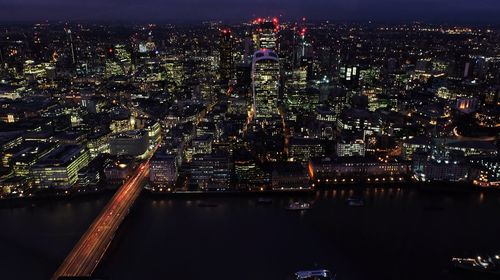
[252,49,280,120]
[30,145,90,189]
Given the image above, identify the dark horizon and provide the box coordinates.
[1,0,500,24]
[0,18,499,28]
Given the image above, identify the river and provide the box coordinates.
[1,187,499,280]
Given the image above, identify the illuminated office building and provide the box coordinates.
[105,44,132,77]
[253,18,279,51]
[30,145,90,189]
[252,49,280,120]
[23,60,56,82]
[288,137,324,162]
[190,153,231,191]
[336,139,366,157]
[150,153,178,189]
[164,56,185,96]
[339,65,360,87]
[219,29,234,87]
[145,120,162,147]
[66,28,76,66]
[86,131,111,158]
[286,66,308,110]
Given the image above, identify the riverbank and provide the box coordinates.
[2,180,498,207]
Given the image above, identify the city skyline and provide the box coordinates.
[1,0,500,23]
[0,3,499,279]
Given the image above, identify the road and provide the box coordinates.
[52,161,149,280]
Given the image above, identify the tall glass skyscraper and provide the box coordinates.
[253,18,279,51]
[219,28,234,87]
[252,49,280,120]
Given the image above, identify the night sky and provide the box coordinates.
[0,0,499,23]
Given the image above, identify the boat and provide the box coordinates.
[286,201,311,211]
[256,198,273,204]
[347,197,364,207]
[452,254,500,275]
[197,202,218,208]
[293,269,335,279]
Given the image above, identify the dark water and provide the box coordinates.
[1,187,500,280]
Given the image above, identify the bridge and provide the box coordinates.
[52,161,149,280]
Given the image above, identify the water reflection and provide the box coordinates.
[2,188,500,280]
[479,192,484,204]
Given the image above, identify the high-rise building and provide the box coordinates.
[235,62,252,105]
[253,18,279,51]
[66,28,77,66]
[286,66,307,110]
[219,29,234,87]
[293,25,312,68]
[164,55,185,96]
[252,49,280,120]
[105,44,133,77]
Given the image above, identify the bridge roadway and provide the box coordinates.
[52,161,149,279]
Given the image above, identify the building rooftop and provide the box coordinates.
[111,129,146,139]
[34,145,85,167]
[447,141,497,151]
[151,152,177,161]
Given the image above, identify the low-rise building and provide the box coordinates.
[149,153,178,190]
[288,137,324,162]
[190,153,231,191]
[271,162,310,190]
[192,135,213,155]
[310,157,408,184]
[109,130,149,158]
[445,141,497,157]
[77,154,110,189]
[86,130,111,158]
[104,158,136,185]
[336,132,366,157]
[233,149,269,190]
[402,136,432,160]
[30,145,90,189]
[145,120,162,147]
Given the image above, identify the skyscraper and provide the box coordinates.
[66,28,76,66]
[219,28,234,88]
[286,65,307,110]
[252,49,280,120]
[253,18,279,51]
[105,44,132,77]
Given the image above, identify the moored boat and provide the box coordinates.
[452,254,500,275]
[286,201,311,211]
[293,269,335,279]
